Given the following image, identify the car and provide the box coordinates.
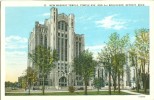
[33,87,40,90]
[78,87,84,90]
[11,87,18,90]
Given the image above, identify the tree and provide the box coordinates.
[134,28,149,93]
[93,77,102,94]
[129,44,140,92]
[98,46,112,94]
[73,50,96,95]
[26,67,38,95]
[28,45,58,95]
[98,32,129,94]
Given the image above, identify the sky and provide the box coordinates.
[5,6,149,82]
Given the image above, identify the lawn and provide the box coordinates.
[5,91,131,96]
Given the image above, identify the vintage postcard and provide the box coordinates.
[1,1,154,100]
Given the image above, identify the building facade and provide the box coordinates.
[28,7,138,90]
[28,7,84,89]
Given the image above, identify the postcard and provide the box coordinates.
[1,1,154,100]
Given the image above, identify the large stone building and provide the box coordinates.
[28,7,84,89]
[28,7,138,90]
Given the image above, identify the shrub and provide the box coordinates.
[68,86,75,93]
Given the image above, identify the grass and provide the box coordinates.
[5,91,131,96]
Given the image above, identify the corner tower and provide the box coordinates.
[50,7,58,50]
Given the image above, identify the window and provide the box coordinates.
[58,38,60,60]
[40,34,43,45]
[58,22,60,29]
[58,21,68,32]
[54,12,56,23]
[76,42,78,56]
[58,33,60,36]
[79,43,81,52]
[65,24,67,31]
[61,38,64,61]
[44,35,47,48]
[62,22,64,30]
[65,39,67,61]
[59,77,67,86]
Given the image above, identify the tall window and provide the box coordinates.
[58,37,60,60]
[58,22,60,29]
[71,19,73,28]
[54,12,56,23]
[61,38,64,61]
[40,34,43,46]
[76,42,78,56]
[44,35,47,48]
[65,39,67,61]
[58,21,68,32]
[62,21,64,30]
[79,43,81,53]
[65,23,67,31]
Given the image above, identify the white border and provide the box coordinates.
[1,1,154,100]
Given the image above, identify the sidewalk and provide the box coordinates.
[6,88,146,95]
[121,90,145,95]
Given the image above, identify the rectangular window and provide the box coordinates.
[76,42,78,56]
[54,12,55,23]
[58,38,60,60]
[58,33,60,36]
[65,24,67,31]
[62,22,64,30]
[65,39,67,61]
[61,38,64,61]
[79,43,81,53]
[58,22,60,29]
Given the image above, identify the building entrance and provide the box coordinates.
[59,76,67,86]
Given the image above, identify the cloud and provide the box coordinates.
[85,44,105,60]
[5,35,28,82]
[5,35,28,49]
[96,14,127,30]
[42,13,50,16]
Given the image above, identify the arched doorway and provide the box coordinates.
[59,76,67,86]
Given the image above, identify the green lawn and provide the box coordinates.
[6,91,131,96]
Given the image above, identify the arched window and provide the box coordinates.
[59,76,67,86]
[58,21,68,32]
